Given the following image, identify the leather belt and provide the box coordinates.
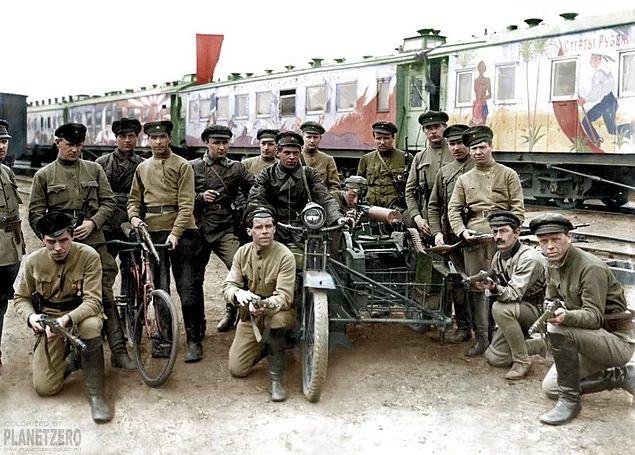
[472,209,493,219]
[146,205,178,214]
[44,299,81,312]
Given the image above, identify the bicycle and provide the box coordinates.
[107,223,180,387]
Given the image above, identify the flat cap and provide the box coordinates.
[201,124,233,142]
[529,213,574,236]
[36,212,74,238]
[143,120,173,135]
[462,125,493,147]
[0,119,11,139]
[443,124,469,141]
[372,121,398,136]
[344,175,368,190]
[418,110,449,127]
[256,129,279,141]
[487,210,521,229]
[300,121,325,135]
[112,118,142,135]
[248,207,275,225]
[55,123,87,144]
[276,131,304,148]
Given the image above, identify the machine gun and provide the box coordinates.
[462,269,499,287]
[528,298,566,335]
[37,315,88,351]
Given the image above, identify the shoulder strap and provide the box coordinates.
[208,162,231,194]
[300,166,313,203]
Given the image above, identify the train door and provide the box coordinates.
[396,62,429,152]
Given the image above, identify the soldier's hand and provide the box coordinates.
[413,215,431,235]
[462,229,477,241]
[203,189,220,203]
[249,301,267,317]
[338,216,354,229]
[235,289,260,306]
[130,217,144,229]
[167,233,179,249]
[28,314,45,333]
[73,220,96,240]
[58,314,71,329]
[474,277,496,291]
[548,307,566,326]
[434,232,445,246]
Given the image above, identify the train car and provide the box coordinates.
[0,92,27,166]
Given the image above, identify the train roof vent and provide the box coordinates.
[34,101,39,106]
[264,69,274,75]
[311,58,323,68]
[524,18,543,27]
[152,84,158,89]
[125,89,134,93]
[403,28,446,52]
[48,98,52,104]
[77,95,89,100]
[560,12,578,21]
[54,97,59,103]
[334,58,345,63]
[68,96,74,102]
[362,55,373,60]
[61,97,66,102]
[182,73,196,82]
[284,65,295,71]
[244,72,254,78]
[140,86,146,90]
[229,72,242,81]
[507,25,518,31]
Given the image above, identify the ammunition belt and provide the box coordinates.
[146,205,178,214]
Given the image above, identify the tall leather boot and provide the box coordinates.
[81,337,112,424]
[580,361,635,398]
[102,303,136,370]
[539,333,582,425]
[267,330,288,402]
[217,304,237,332]
[466,292,489,357]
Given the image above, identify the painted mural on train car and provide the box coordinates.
[441,25,635,154]
[182,63,398,149]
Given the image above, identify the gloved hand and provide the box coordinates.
[235,289,260,306]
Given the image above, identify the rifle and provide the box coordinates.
[462,269,498,287]
[237,295,270,342]
[137,223,161,264]
[37,315,88,351]
[528,298,566,335]
[424,233,494,256]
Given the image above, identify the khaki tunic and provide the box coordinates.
[128,151,197,238]
[29,159,115,245]
[492,243,546,305]
[405,142,452,223]
[357,149,411,208]
[0,164,24,266]
[428,157,474,237]
[242,155,278,176]
[302,149,341,192]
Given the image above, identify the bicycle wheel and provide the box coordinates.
[121,264,141,342]
[133,289,180,387]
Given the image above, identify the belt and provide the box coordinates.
[146,205,178,214]
[113,192,129,197]
[44,299,81,312]
[471,209,493,219]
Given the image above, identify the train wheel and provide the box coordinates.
[601,193,628,209]
[554,198,584,209]
[301,289,329,403]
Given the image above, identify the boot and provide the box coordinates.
[268,330,288,402]
[465,292,489,356]
[580,361,635,398]
[446,328,471,344]
[103,303,136,370]
[217,304,237,332]
[465,335,489,357]
[539,333,581,425]
[505,362,531,380]
[81,337,112,424]
[185,342,203,363]
[64,350,81,379]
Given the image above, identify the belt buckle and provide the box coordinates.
[482,210,490,218]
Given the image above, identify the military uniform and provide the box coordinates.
[301,150,340,192]
[242,155,278,176]
[357,149,411,208]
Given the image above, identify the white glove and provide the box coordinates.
[235,289,259,306]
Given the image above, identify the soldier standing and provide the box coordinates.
[242,129,279,176]
[300,121,341,192]
[128,121,202,362]
[427,124,473,343]
[0,119,25,366]
[405,110,453,235]
[447,126,525,356]
[357,121,411,209]
[29,123,135,370]
[190,125,254,333]
[13,213,111,423]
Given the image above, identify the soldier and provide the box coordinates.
[478,211,547,380]
[300,121,341,192]
[223,208,296,401]
[0,119,25,366]
[190,125,254,333]
[447,125,525,356]
[405,110,453,235]
[427,124,473,343]
[29,123,135,370]
[357,121,412,209]
[128,121,202,362]
[530,214,635,425]
[242,128,279,176]
[332,176,368,213]
[13,212,111,423]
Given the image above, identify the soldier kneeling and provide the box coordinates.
[13,212,111,423]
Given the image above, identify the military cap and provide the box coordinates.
[143,120,173,136]
[256,129,279,141]
[462,125,494,147]
[112,118,142,135]
[443,124,469,141]
[55,123,87,144]
[36,212,74,238]
[300,121,325,135]
[529,213,574,236]
[276,131,304,148]
[0,119,11,139]
[372,121,398,136]
[248,207,276,226]
[487,210,521,229]
[344,175,368,190]
[418,110,449,127]
[201,124,233,142]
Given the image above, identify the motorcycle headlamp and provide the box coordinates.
[301,203,326,230]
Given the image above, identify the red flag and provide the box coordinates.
[196,34,224,84]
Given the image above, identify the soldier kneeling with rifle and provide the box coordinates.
[13,212,111,423]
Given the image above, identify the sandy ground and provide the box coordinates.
[0,201,634,454]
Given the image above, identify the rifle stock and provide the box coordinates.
[528,298,565,335]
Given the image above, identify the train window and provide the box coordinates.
[105,106,113,125]
[495,64,516,104]
[377,78,391,112]
[280,89,296,117]
[409,76,424,109]
[115,108,124,120]
[336,82,357,112]
[455,71,473,106]
[199,98,211,119]
[217,96,229,119]
[619,51,635,97]
[40,117,44,129]
[256,92,273,117]
[306,85,326,113]
[86,111,93,128]
[551,58,577,100]
[235,94,249,119]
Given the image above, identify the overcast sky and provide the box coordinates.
[4,0,633,102]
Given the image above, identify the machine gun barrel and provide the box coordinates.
[39,315,88,351]
[528,298,565,335]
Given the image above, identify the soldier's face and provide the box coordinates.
[116,132,138,153]
[278,146,301,169]
[148,133,171,155]
[56,138,83,162]
[344,188,360,208]
[303,133,321,151]
[423,123,444,146]
[43,231,73,262]
[469,141,493,165]
[492,225,519,251]
[206,138,229,160]
[249,217,275,247]
[538,232,572,262]
[373,132,394,153]
[259,139,277,159]
[448,139,469,161]
[0,138,8,160]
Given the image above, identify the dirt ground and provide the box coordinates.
[1,201,634,454]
